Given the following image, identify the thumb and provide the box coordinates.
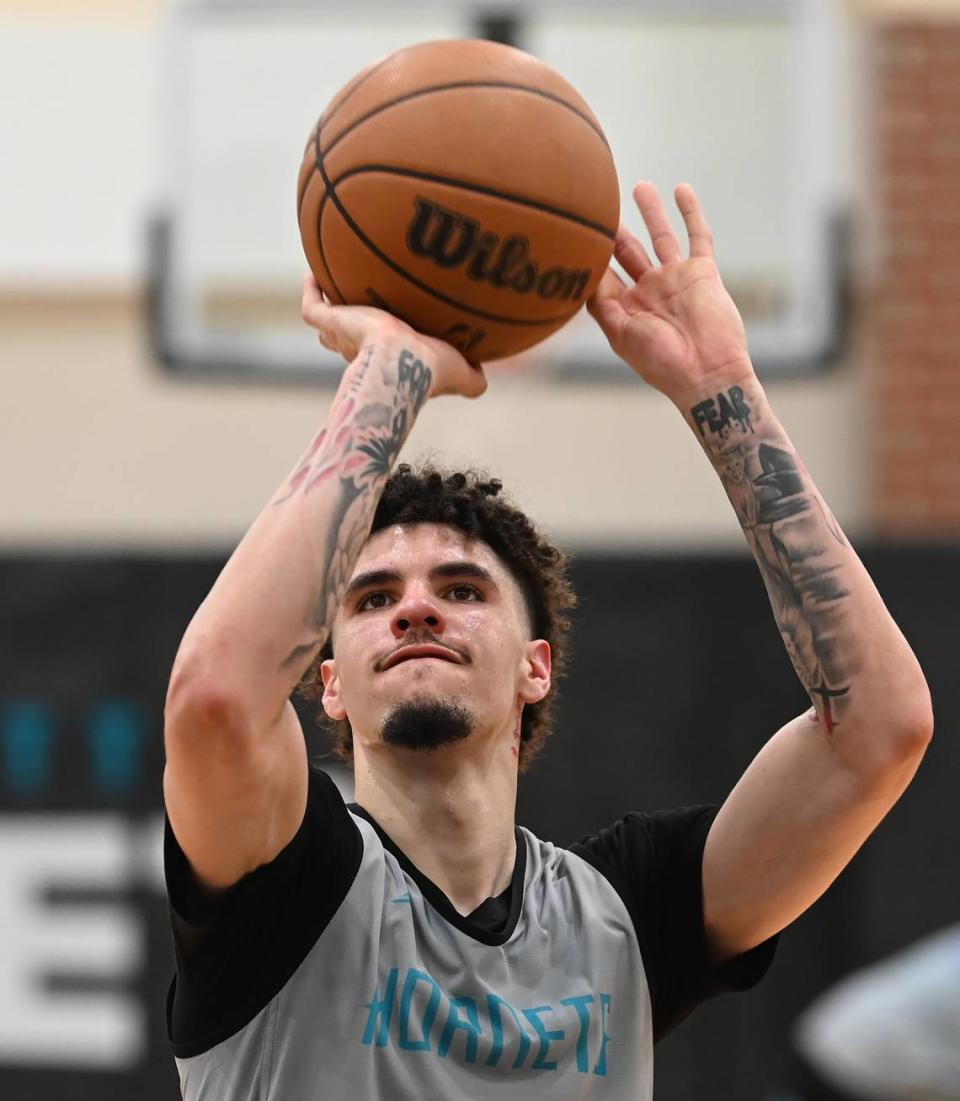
[588,268,629,343]
[461,362,488,400]
[428,354,488,400]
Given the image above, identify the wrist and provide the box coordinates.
[353,325,434,382]
[329,338,391,414]
[668,359,760,416]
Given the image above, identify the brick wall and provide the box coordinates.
[871,18,960,534]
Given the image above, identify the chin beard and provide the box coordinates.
[380,695,474,753]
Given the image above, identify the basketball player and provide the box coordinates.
[162,183,932,1098]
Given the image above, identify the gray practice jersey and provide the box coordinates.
[165,767,777,1099]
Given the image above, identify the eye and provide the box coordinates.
[447,583,483,602]
[356,591,394,612]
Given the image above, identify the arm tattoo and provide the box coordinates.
[695,386,853,733]
[274,346,432,670]
[691,384,754,437]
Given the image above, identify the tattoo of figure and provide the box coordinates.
[275,346,433,671]
[813,496,848,548]
[707,431,853,732]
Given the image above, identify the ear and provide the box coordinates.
[320,658,348,721]
[518,639,552,705]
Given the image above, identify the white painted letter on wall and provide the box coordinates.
[0,816,143,1067]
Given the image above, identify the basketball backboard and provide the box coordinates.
[148,0,854,382]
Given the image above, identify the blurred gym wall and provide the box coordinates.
[2,0,872,552]
[2,2,959,1100]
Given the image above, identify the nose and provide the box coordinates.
[389,587,446,638]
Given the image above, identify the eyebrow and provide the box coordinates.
[342,560,499,607]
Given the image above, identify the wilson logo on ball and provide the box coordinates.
[406,198,592,302]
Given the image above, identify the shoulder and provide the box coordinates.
[166,765,363,1056]
[561,806,779,1042]
[568,805,721,890]
[165,766,360,920]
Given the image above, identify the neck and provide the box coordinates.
[353,733,519,916]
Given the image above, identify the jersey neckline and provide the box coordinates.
[348,803,527,947]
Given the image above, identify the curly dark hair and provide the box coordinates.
[297,461,576,772]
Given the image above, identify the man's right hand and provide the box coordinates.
[301,275,488,400]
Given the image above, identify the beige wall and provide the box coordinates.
[1,2,875,552]
[852,0,960,15]
[2,294,867,552]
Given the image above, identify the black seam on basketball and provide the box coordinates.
[315,52,398,144]
[317,192,348,306]
[361,286,415,325]
[314,142,347,305]
[296,124,323,223]
[319,80,610,162]
[297,160,315,220]
[301,120,320,159]
[314,151,573,327]
[299,53,397,220]
[332,164,616,240]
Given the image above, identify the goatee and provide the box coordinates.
[381,696,474,753]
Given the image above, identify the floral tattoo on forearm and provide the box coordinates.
[272,346,432,672]
[693,385,853,733]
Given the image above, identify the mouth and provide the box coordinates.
[382,645,463,671]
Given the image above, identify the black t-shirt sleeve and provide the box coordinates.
[164,765,363,1057]
[569,804,778,1042]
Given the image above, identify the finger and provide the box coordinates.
[613,223,654,281]
[302,279,350,346]
[466,363,488,399]
[587,267,629,336]
[431,356,488,400]
[302,294,333,340]
[306,299,345,354]
[633,181,682,265]
[675,183,715,260]
[590,265,629,306]
[315,320,340,356]
[301,272,323,318]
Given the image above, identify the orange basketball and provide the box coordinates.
[297,39,620,362]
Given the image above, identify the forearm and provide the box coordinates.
[677,371,932,764]
[168,336,433,728]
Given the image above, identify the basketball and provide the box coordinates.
[297,39,620,361]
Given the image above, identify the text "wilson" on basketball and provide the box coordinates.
[406,198,591,302]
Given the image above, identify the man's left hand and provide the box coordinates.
[588,181,755,404]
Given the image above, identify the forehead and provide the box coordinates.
[354,522,506,577]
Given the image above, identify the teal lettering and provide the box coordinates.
[594,993,612,1076]
[437,995,481,1063]
[2,702,52,796]
[522,1005,564,1071]
[362,968,399,1047]
[89,700,143,795]
[486,994,532,1069]
[363,971,610,1074]
[398,969,441,1052]
[560,994,595,1073]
